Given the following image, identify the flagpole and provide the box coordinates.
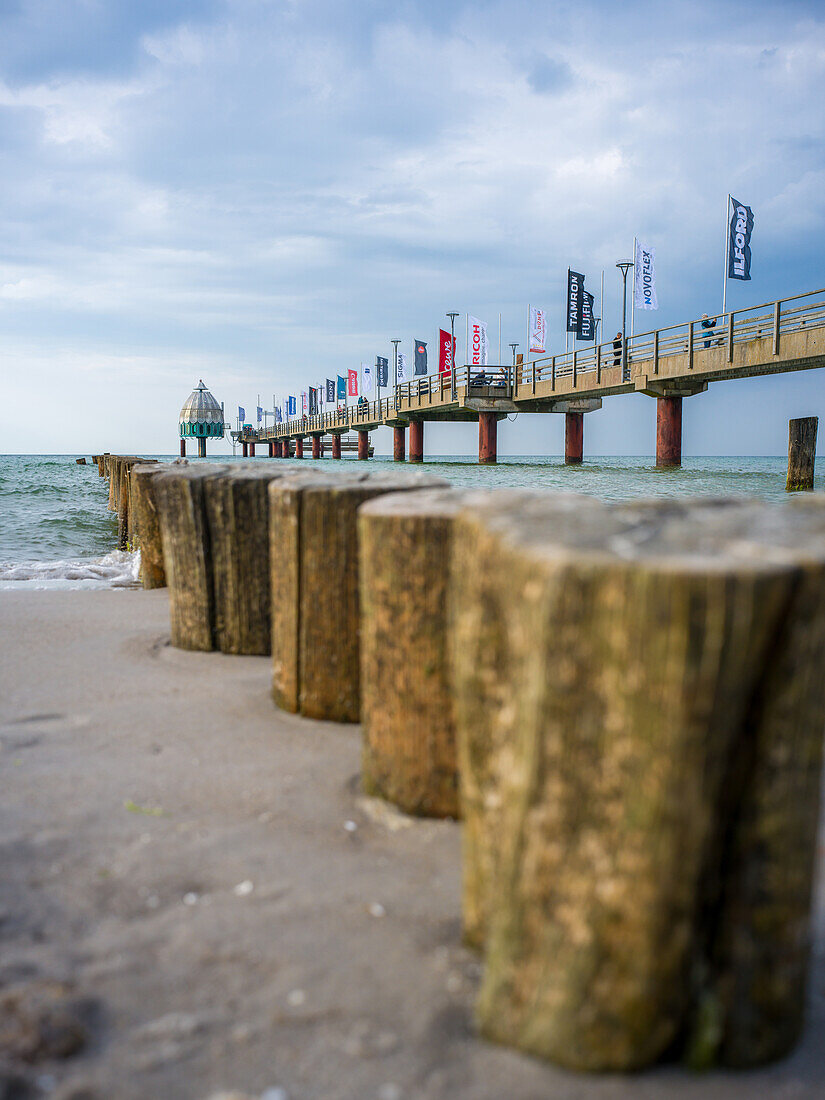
[465,314,469,375]
[565,269,569,356]
[630,239,636,338]
[600,269,604,351]
[722,193,731,316]
[526,303,530,371]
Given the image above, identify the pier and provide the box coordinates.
[236,287,825,467]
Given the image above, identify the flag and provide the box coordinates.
[363,361,373,393]
[438,330,454,376]
[301,391,307,415]
[309,387,317,414]
[282,398,289,421]
[326,378,336,403]
[566,270,584,332]
[376,356,389,387]
[257,406,263,423]
[414,340,428,376]
[728,197,753,281]
[275,407,282,424]
[348,368,358,396]
[238,405,246,422]
[578,292,595,341]
[529,307,546,353]
[288,396,296,416]
[337,375,346,399]
[468,316,488,366]
[634,240,658,309]
[397,352,407,382]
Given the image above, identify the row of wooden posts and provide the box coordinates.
[91,451,825,1072]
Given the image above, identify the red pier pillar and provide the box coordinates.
[249,442,256,457]
[656,395,682,468]
[478,412,497,464]
[296,436,304,458]
[180,439,186,457]
[393,425,406,461]
[332,434,342,459]
[312,435,321,459]
[565,412,583,465]
[242,442,248,458]
[358,430,369,460]
[409,420,424,464]
[282,440,290,458]
[268,441,274,457]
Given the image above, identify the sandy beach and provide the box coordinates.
[1,587,823,1100]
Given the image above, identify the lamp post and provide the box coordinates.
[616,260,634,382]
[509,342,519,365]
[391,338,400,412]
[446,311,459,400]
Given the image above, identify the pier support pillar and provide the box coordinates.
[242,442,248,458]
[656,396,682,468]
[180,440,186,457]
[478,412,497,464]
[198,437,207,459]
[268,441,274,457]
[296,436,304,459]
[332,434,342,460]
[409,420,424,464]
[393,425,406,461]
[565,412,583,465]
[249,442,256,457]
[312,435,322,459]
[358,430,370,460]
[282,440,291,458]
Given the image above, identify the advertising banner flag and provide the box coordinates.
[238,405,246,422]
[301,391,307,415]
[728,197,753,281]
[397,352,407,382]
[468,315,489,366]
[376,356,389,387]
[634,240,658,309]
[362,361,373,393]
[308,387,317,414]
[438,329,454,375]
[529,307,546,353]
[337,375,346,400]
[414,340,428,376]
[578,292,595,340]
[326,379,336,403]
[566,270,584,332]
[347,368,358,396]
[282,399,288,421]
[257,406,263,423]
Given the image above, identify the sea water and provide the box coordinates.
[0,453,816,590]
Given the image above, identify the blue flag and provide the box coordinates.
[288,396,296,416]
[337,375,347,399]
[238,406,245,422]
[257,406,263,423]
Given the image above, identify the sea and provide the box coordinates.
[0,453,817,590]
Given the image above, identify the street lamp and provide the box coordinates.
[616,260,634,382]
[509,342,519,365]
[446,311,459,400]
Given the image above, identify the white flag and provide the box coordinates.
[362,361,372,393]
[468,315,488,366]
[529,306,546,353]
[634,240,658,310]
[397,352,407,382]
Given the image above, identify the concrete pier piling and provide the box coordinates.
[656,394,683,467]
[393,425,406,461]
[478,412,497,464]
[564,411,583,465]
[786,416,818,491]
[331,434,342,460]
[358,430,369,460]
[409,420,424,463]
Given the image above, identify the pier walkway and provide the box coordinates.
[237,287,825,467]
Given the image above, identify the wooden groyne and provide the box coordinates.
[96,455,825,1073]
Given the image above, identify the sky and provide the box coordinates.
[2,0,825,456]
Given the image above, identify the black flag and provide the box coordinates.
[728,197,753,281]
[566,270,584,332]
[578,291,595,341]
[376,356,389,387]
[308,386,317,414]
[325,378,335,403]
[414,340,428,376]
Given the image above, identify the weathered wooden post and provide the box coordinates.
[451,494,825,1071]
[269,469,446,722]
[153,465,229,650]
[130,463,166,589]
[359,488,473,817]
[786,415,817,491]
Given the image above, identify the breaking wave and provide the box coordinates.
[0,549,141,590]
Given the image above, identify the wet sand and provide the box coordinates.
[0,588,823,1100]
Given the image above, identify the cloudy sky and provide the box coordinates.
[2,0,825,456]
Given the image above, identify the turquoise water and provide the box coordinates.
[0,453,816,586]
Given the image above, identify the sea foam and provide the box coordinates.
[0,549,141,590]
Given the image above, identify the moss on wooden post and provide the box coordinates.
[786,415,817,491]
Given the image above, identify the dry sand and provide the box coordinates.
[0,588,823,1100]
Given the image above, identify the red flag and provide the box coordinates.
[438,328,455,376]
[347,368,358,396]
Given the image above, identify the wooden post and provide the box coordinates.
[152,465,229,650]
[786,416,817,491]
[451,494,825,1071]
[656,395,682,468]
[409,420,424,463]
[564,412,583,465]
[130,463,165,588]
[393,425,406,461]
[359,489,467,816]
[269,470,446,721]
[358,430,369,460]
